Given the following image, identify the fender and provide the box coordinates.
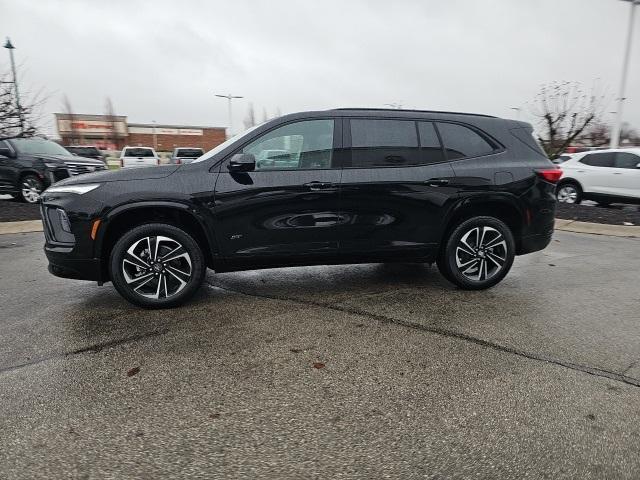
[94,200,220,260]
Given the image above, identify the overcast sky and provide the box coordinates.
[1,0,639,137]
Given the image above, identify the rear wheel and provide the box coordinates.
[556,182,582,204]
[109,223,206,308]
[437,216,515,290]
[19,175,44,203]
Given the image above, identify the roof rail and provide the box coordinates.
[331,108,496,118]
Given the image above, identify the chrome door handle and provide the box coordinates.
[304,182,335,191]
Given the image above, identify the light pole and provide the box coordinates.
[610,0,639,148]
[215,93,243,137]
[3,37,24,134]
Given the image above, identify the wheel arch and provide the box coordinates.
[557,177,583,190]
[97,202,217,279]
[441,196,524,254]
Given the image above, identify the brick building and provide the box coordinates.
[55,113,226,152]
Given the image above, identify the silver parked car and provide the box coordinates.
[169,147,205,165]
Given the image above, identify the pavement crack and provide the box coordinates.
[206,280,640,389]
[0,328,170,375]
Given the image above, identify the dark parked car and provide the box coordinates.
[0,137,106,203]
[41,109,560,308]
[169,147,205,164]
[65,145,106,163]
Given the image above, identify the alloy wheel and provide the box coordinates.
[21,177,42,203]
[121,235,193,299]
[455,226,507,282]
[557,185,578,203]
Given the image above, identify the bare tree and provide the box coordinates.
[243,102,256,130]
[620,122,640,146]
[261,107,268,124]
[580,121,610,147]
[104,97,118,148]
[530,81,606,158]
[62,94,79,145]
[0,72,39,138]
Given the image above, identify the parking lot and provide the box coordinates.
[1,229,639,479]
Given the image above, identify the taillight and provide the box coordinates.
[536,168,563,183]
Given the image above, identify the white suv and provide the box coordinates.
[119,146,159,168]
[556,148,640,205]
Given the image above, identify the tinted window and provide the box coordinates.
[614,152,640,169]
[176,148,204,158]
[10,138,71,156]
[67,146,100,156]
[437,123,495,160]
[417,122,445,164]
[350,119,419,167]
[124,148,155,157]
[242,119,334,170]
[580,152,615,167]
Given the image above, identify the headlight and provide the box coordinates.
[45,184,101,195]
[44,162,64,168]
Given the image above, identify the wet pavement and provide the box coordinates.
[1,230,639,479]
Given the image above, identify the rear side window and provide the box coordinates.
[417,122,445,164]
[176,148,204,158]
[580,152,614,167]
[614,152,640,169]
[437,122,495,160]
[349,119,420,167]
[124,148,155,157]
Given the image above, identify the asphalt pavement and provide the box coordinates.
[1,230,640,479]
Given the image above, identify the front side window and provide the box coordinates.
[437,122,495,160]
[614,152,640,169]
[349,119,420,167]
[242,119,334,170]
[580,153,615,168]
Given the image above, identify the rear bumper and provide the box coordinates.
[518,228,554,255]
[45,246,104,282]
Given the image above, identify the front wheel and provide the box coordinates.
[109,223,206,308]
[556,182,582,204]
[437,216,515,290]
[19,175,44,203]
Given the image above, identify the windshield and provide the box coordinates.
[123,148,155,157]
[176,148,204,157]
[10,138,71,156]
[192,125,262,163]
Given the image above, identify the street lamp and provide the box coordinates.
[610,0,640,148]
[215,93,243,137]
[3,37,24,134]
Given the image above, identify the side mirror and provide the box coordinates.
[0,147,13,158]
[228,153,256,172]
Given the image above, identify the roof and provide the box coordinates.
[331,108,497,118]
[128,123,225,130]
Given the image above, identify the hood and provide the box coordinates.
[36,154,105,165]
[53,164,180,186]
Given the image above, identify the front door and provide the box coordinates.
[338,118,458,256]
[213,118,343,260]
[0,140,18,193]
[609,152,640,198]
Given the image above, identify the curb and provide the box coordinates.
[0,218,637,238]
[554,219,639,238]
[0,220,43,235]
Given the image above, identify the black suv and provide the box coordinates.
[41,109,560,308]
[65,145,106,163]
[0,137,107,203]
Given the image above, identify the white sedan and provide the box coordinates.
[556,148,640,205]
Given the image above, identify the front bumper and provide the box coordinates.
[45,245,104,281]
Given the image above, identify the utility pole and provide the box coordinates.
[215,93,243,137]
[3,37,24,135]
[610,0,639,148]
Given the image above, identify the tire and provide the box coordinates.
[556,182,582,204]
[437,216,515,290]
[109,223,206,308]
[19,175,44,203]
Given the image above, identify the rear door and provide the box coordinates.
[0,140,19,193]
[338,118,457,256]
[610,152,640,198]
[213,118,343,259]
[575,152,616,194]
